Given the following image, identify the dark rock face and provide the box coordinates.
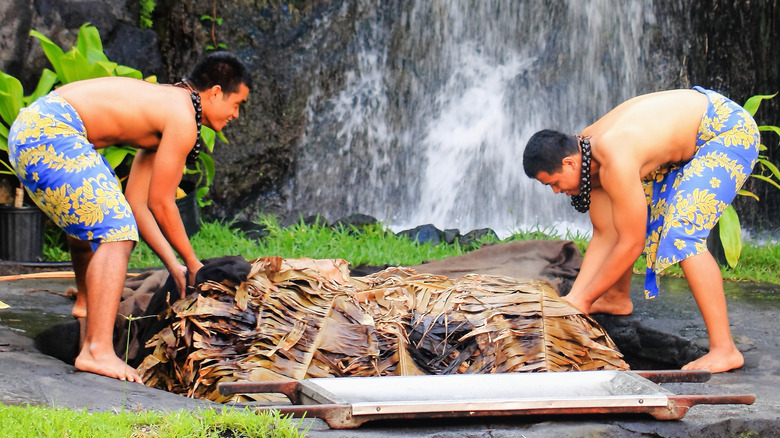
[1,0,778,228]
[0,0,162,84]
[688,0,780,230]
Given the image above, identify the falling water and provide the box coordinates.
[292,0,660,236]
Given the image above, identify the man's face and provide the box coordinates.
[204,83,250,132]
[535,155,580,195]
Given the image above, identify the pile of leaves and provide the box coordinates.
[138,257,628,402]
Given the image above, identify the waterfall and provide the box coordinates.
[292,0,659,237]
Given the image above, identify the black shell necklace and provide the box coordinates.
[570,135,592,213]
[173,78,202,164]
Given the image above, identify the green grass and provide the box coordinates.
[722,241,780,283]
[0,404,307,437]
[42,216,780,284]
[128,216,481,269]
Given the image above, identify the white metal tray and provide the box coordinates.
[218,370,755,429]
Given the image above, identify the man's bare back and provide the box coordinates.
[583,89,708,180]
[56,77,196,150]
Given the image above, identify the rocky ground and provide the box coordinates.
[1,262,779,437]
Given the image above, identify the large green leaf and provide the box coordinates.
[0,73,23,126]
[90,60,118,77]
[743,93,777,117]
[0,120,8,144]
[84,48,111,68]
[718,205,742,269]
[115,65,144,80]
[199,152,216,187]
[59,51,115,82]
[0,119,13,173]
[76,23,105,62]
[100,145,135,170]
[29,30,65,79]
[200,126,217,153]
[58,50,91,83]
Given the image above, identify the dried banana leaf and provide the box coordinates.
[139,257,628,402]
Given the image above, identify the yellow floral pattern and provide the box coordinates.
[7,92,138,246]
[642,86,759,299]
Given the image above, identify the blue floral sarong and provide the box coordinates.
[7,92,139,250]
[642,86,759,298]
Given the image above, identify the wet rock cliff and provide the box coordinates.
[1,0,778,230]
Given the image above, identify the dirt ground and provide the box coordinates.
[1,262,779,437]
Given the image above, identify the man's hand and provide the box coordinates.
[186,260,204,294]
[170,263,188,299]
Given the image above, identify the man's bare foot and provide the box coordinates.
[682,346,744,373]
[71,305,87,319]
[71,289,87,319]
[563,295,590,314]
[75,347,143,383]
[589,295,633,315]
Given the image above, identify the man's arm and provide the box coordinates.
[567,188,618,301]
[567,155,647,311]
[125,149,191,297]
[125,106,203,297]
[149,116,204,293]
[588,158,647,295]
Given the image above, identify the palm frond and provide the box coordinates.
[139,258,628,402]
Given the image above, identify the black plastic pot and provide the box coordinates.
[176,190,201,237]
[0,204,46,262]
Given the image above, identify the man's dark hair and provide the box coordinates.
[522,129,579,178]
[188,51,252,94]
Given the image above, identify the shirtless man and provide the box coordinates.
[522,87,759,373]
[8,52,251,382]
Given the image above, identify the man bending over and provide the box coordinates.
[522,87,759,373]
[8,52,252,382]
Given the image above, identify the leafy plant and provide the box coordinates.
[0,24,148,182]
[188,0,231,207]
[1,23,217,206]
[201,0,228,51]
[0,67,57,176]
[717,93,780,268]
[184,126,219,207]
[31,23,151,177]
[139,0,156,29]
